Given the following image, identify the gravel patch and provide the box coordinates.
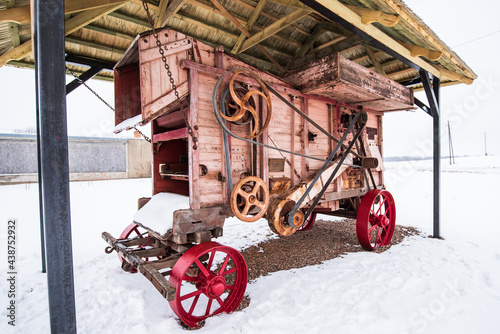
[236,219,419,310]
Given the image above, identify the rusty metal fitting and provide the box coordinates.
[362,157,379,169]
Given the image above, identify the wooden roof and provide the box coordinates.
[0,0,476,87]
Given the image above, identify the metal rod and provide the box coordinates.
[264,81,363,159]
[288,110,365,227]
[35,0,77,331]
[302,114,367,225]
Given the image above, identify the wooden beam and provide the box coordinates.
[292,23,324,60]
[378,0,476,81]
[108,11,150,27]
[172,13,292,59]
[173,13,239,39]
[0,3,126,68]
[155,0,170,28]
[364,45,386,76]
[65,0,129,14]
[314,0,444,80]
[64,3,128,35]
[230,0,315,34]
[0,41,32,67]
[84,24,135,40]
[267,0,311,11]
[231,0,267,54]
[431,64,473,85]
[312,35,346,52]
[288,34,362,69]
[387,67,415,78]
[345,5,400,27]
[158,0,187,28]
[238,9,310,54]
[8,23,20,48]
[207,0,250,35]
[0,6,30,24]
[0,0,128,24]
[400,42,443,61]
[207,0,285,72]
[65,36,127,54]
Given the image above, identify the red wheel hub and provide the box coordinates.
[205,275,227,298]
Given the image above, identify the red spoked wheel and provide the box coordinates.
[356,190,396,250]
[297,212,317,231]
[117,223,150,273]
[169,242,248,328]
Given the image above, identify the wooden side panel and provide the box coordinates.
[138,31,191,122]
[196,73,225,208]
[114,63,141,126]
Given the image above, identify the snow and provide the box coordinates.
[1,156,500,333]
[133,193,189,236]
[113,114,143,134]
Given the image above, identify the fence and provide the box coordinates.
[0,134,151,184]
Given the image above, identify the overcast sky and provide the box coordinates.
[0,0,498,157]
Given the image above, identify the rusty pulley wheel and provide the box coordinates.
[267,199,304,237]
[230,176,270,222]
[216,69,272,139]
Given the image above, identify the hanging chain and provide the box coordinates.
[65,66,151,143]
[141,0,198,149]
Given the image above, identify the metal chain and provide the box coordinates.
[141,0,198,149]
[65,66,152,143]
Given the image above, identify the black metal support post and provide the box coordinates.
[35,0,77,332]
[33,1,46,274]
[432,77,441,239]
[420,70,441,239]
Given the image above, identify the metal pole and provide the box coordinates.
[484,132,488,156]
[420,70,441,239]
[33,1,46,274]
[35,0,77,332]
[432,76,441,239]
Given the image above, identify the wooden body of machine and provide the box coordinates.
[103,28,411,328]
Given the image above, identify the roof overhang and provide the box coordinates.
[0,0,476,87]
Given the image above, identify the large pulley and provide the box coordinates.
[230,176,270,222]
[215,69,272,139]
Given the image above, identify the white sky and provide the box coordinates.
[0,0,499,156]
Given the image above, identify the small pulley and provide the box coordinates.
[267,199,304,237]
[230,176,270,222]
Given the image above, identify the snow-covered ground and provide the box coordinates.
[1,155,500,333]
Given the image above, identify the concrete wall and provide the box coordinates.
[0,134,151,184]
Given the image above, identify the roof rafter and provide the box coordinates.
[364,44,386,76]
[156,0,187,28]
[231,0,267,54]
[238,9,311,54]
[0,3,126,68]
[206,0,286,72]
[0,0,128,25]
